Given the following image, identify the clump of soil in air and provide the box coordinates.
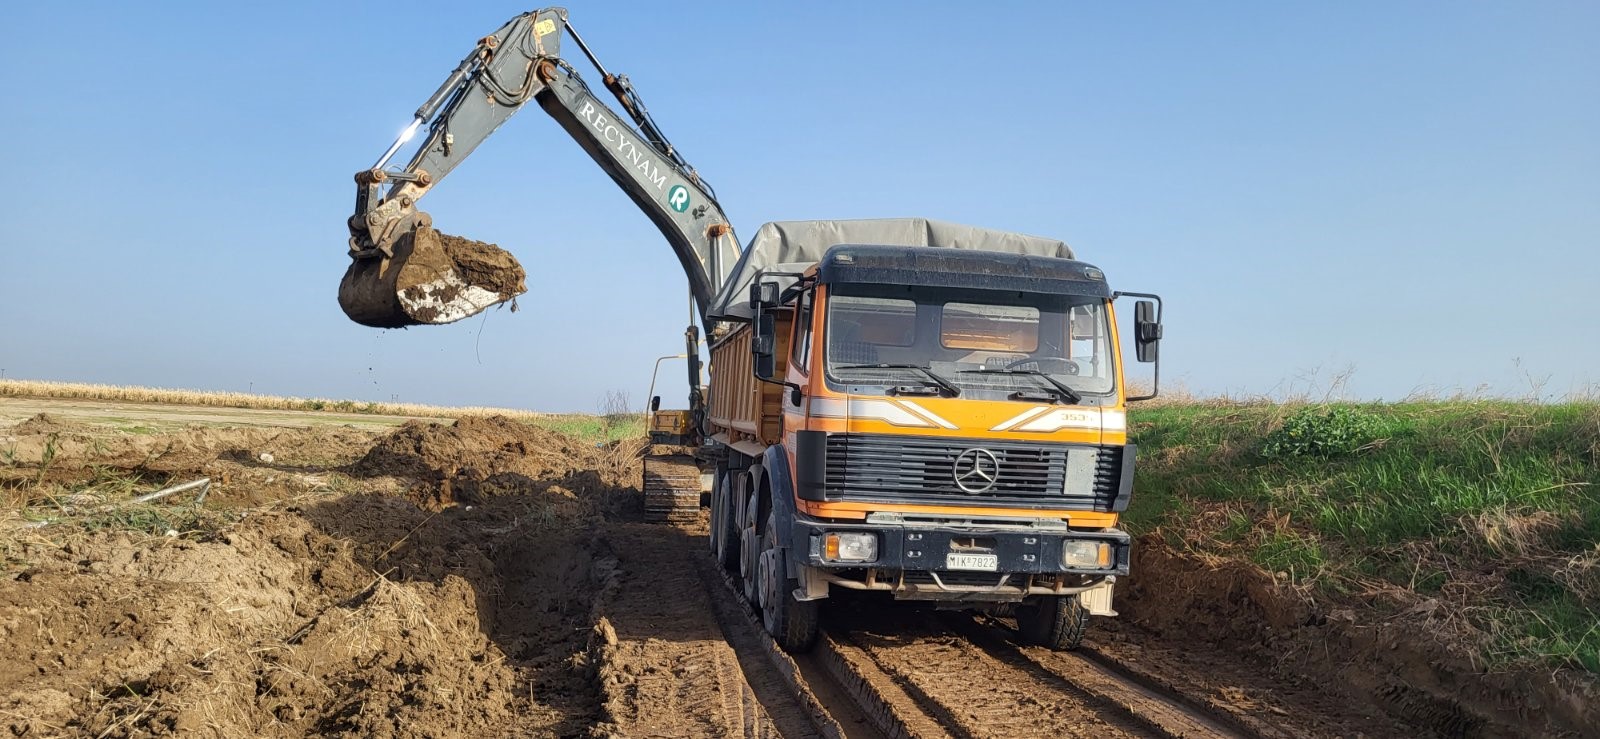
[434,231,526,298]
[340,226,526,328]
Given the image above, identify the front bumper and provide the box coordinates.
[790,513,1129,601]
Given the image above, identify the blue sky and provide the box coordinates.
[3,2,1596,411]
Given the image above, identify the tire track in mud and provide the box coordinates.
[692,545,886,739]
[829,608,1157,739]
[591,522,793,737]
[594,521,1278,739]
[949,616,1248,738]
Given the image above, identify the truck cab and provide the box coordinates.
[706,235,1163,652]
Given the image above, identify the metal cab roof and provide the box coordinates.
[818,244,1110,298]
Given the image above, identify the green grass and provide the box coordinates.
[1127,400,1600,673]
[530,413,646,444]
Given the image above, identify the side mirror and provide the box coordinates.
[1134,300,1162,363]
[752,312,777,379]
[650,395,661,413]
[749,280,780,310]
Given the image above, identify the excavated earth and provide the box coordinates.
[1,412,1592,737]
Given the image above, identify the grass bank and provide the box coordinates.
[1126,400,1600,674]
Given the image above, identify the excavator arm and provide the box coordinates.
[341,7,740,328]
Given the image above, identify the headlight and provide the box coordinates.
[1062,540,1112,569]
[824,532,878,562]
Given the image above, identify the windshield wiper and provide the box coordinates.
[958,368,1082,404]
[834,363,961,397]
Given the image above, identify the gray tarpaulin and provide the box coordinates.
[707,218,1072,321]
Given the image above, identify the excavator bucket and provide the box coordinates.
[338,224,527,328]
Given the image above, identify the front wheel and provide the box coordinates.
[1016,595,1089,650]
[758,510,819,652]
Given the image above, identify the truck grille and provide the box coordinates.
[822,434,1120,511]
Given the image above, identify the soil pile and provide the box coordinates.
[10,412,76,435]
[0,417,629,737]
[352,415,634,510]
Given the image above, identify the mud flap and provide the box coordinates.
[792,563,829,602]
[339,224,527,328]
[1079,578,1117,616]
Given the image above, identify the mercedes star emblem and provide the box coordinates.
[952,448,1001,493]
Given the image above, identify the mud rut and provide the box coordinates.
[672,542,1253,739]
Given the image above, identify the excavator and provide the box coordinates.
[340,7,735,522]
[342,7,1165,652]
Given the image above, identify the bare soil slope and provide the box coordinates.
[1,415,627,737]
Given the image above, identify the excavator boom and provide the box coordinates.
[341,7,739,328]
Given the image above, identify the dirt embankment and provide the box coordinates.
[1,414,631,737]
[1116,536,1600,737]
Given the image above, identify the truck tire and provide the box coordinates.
[710,473,738,570]
[1016,595,1089,651]
[739,486,761,605]
[758,510,820,652]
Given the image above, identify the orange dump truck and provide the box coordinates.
[700,219,1164,652]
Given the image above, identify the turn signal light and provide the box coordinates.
[824,532,878,562]
[1062,540,1113,569]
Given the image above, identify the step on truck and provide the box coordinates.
[336,7,1165,652]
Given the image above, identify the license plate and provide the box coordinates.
[946,553,998,571]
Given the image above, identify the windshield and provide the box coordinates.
[824,284,1116,405]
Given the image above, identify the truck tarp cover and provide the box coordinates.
[707,218,1073,321]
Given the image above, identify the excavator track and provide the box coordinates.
[642,445,702,523]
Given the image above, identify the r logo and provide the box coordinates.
[667,185,690,213]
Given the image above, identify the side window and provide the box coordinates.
[791,288,814,373]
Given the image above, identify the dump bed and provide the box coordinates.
[706,317,790,449]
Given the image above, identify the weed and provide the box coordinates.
[33,433,59,487]
[1260,405,1383,459]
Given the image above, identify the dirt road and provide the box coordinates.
[0,401,1532,737]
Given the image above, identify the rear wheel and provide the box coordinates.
[710,473,738,570]
[1016,595,1089,650]
[738,483,761,605]
[758,510,820,653]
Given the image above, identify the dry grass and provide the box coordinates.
[0,379,547,422]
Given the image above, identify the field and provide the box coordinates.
[1,389,1595,737]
